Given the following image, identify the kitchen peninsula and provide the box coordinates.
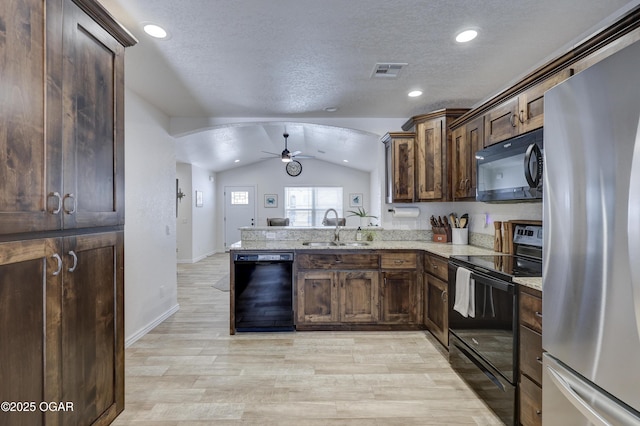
[229,226,542,336]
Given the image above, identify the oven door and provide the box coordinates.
[448,263,518,383]
[449,333,516,425]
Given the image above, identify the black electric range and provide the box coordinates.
[450,223,543,281]
[449,253,542,282]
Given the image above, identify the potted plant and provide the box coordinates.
[347,207,377,228]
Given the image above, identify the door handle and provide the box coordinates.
[68,251,78,272]
[52,254,63,276]
[524,143,543,188]
[63,193,77,214]
[49,192,62,214]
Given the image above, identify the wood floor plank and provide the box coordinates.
[112,253,503,425]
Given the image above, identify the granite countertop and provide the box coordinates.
[229,240,542,291]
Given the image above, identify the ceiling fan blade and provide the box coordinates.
[261,151,279,156]
[292,154,315,159]
[290,150,302,157]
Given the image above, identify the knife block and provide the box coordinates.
[494,221,503,252]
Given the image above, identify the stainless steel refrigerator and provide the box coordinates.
[542,39,640,425]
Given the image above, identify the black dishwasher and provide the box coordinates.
[233,252,294,332]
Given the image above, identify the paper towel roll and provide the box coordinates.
[390,207,420,218]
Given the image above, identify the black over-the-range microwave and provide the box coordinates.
[475,128,543,202]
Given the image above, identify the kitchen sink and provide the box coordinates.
[340,242,370,246]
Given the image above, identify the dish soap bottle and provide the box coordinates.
[356,227,362,241]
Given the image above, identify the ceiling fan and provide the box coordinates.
[261,132,315,163]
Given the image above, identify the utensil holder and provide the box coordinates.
[452,228,468,245]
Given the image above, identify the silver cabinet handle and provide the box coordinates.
[63,193,77,214]
[52,254,63,276]
[68,251,78,272]
[441,290,447,302]
[49,192,62,214]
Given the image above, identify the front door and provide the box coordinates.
[224,186,256,249]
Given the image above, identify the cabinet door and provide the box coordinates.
[451,126,469,200]
[380,271,419,323]
[339,271,379,323]
[392,137,415,202]
[0,0,62,234]
[424,273,448,347]
[518,68,572,134]
[0,238,62,426]
[483,97,519,146]
[61,0,125,229]
[296,271,339,324]
[61,231,124,425]
[416,118,443,200]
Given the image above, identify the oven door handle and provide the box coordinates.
[453,340,506,392]
[470,270,514,294]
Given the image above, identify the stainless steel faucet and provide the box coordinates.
[322,208,340,241]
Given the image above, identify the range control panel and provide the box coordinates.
[513,225,543,248]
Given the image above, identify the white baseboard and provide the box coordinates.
[125,303,180,348]
[177,250,218,264]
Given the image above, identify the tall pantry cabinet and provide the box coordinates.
[0,0,135,425]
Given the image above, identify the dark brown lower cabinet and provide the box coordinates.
[0,238,61,426]
[380,270,420,324]
[423,253,449,347]
[519,287,543,426]
[423,273,448,347]
[61,232,124,426]
[0,231,123,426]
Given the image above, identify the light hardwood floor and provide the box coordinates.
[112,253,503,425]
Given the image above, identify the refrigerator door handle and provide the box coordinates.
[628,116,640,342]
[546,363,640,425]
[546,365,611,425]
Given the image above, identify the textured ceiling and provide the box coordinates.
[99,0,639,171]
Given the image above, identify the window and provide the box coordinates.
[230,191,249,205]
[284,187,343,227]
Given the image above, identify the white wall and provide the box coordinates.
[176,163,217,262]
[191,166,217,260]
[216,158,371,250]
[124,89,179,346]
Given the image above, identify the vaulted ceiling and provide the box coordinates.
[99,0,638,172]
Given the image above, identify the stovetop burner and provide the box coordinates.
[450,254,542,280]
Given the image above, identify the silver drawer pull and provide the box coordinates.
[536,356,543,364]
[535,311,543,318]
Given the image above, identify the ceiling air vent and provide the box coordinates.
[371,62,408,79]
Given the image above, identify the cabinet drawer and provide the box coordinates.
[519,374,542,426]
[381,252,417,269]
[424,254,448,281]
[520,325,543,386]
[520,289,542,333]
[296,253,379,270]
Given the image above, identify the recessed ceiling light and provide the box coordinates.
[408,90,423,98]
[343,159,349,163]
[324,106,338,112]
[234,159,240,163]
[143,24,168,39]
[456,29,478,43]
